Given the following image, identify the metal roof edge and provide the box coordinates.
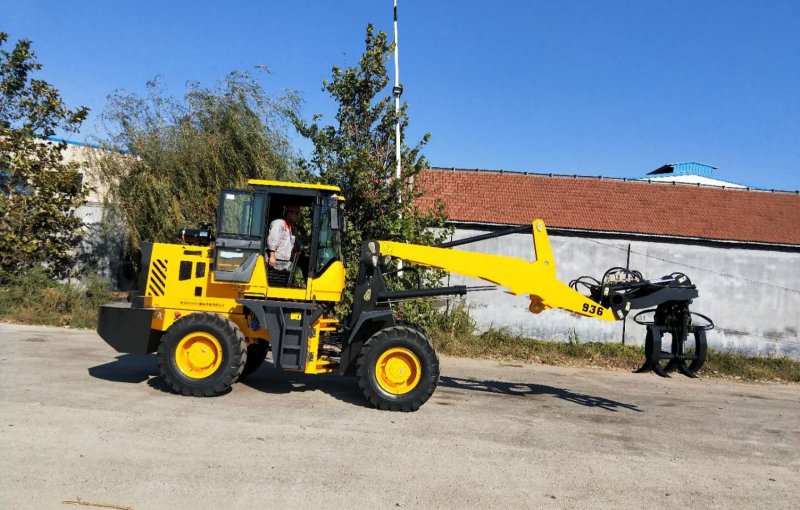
[247,179,341,192]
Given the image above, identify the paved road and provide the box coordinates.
[0,323,798,509]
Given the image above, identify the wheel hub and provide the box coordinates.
[175,332,223,379]
[375,347,421,395]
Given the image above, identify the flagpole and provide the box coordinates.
[393,0,402,185]
[393,0,404,273]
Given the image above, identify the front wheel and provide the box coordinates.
[356,325,439,411]
[156,313,247,397]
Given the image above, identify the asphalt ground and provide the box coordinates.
[0,323,798,509]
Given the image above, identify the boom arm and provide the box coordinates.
[376,220,616,321]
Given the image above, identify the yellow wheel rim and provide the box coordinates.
[375,347,421,395]
[174,332,223,379]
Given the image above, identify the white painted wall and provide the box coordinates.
[444,227,800,357]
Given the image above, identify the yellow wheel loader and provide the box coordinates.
[98,179,711,411]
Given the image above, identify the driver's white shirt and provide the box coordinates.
[267,219,295,270]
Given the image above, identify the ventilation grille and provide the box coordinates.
[148,259,168,296]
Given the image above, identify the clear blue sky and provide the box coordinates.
[2,0,798,189]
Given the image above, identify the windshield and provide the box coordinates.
[219,191,264,238]
[316,197,342,274]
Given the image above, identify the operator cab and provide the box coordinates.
[213,180,345,300]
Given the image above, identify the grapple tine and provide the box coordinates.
[664,358,680,373]
[665,335,681,373]
[634,330,655,374]
[652,362,670,378]
[632,303,711,379]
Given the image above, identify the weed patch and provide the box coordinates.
[0,269,111,329]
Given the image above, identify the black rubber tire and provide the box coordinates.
[156,313,247,397]
[394,319,422,332]
[356,325,439,412]
[239,340,268,380]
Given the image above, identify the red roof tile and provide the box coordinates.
[415,168,800,246]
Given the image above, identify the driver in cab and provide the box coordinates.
[267,204,301,272]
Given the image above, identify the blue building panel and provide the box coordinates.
[648,162,717,177]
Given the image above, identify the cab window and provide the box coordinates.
[219,191,264,238]
[316,197,342,274]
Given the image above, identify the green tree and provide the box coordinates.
[95,71,299,251]
[0,32,90,282]
[292,24,450,323]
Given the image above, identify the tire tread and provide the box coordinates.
[356,324,439,412]
[156,313,247,397]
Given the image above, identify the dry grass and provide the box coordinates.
[0,269,111,329]
[703,350,800,383]
[430,327,800,383]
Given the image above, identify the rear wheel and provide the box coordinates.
[157,313,247,396]
[356,325,439,411]
[239,339,269,379]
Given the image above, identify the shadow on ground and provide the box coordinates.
[88,354,158,384]
[87,355,368,407]
[240,364,370,408]
[87,357,641,412]
[439,376,642,412]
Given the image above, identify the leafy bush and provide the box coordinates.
[93,71,299,255]
[0,32,90,282]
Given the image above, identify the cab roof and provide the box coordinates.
[247,179,341,193]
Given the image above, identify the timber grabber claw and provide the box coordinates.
[632,304,714,378]
[570,269,714,378]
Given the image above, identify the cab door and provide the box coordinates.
[213,189,266,283]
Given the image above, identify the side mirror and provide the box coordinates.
[338,204,346,232]
[330,206,339,231]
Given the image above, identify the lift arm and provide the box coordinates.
[375,220,616,321]
[345,218,709,378]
